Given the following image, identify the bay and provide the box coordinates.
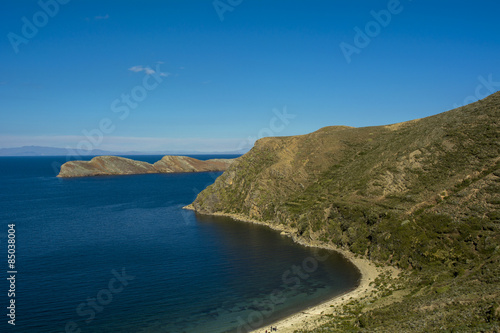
[0,156,360,332]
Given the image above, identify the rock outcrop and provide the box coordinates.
[57,155,235,178]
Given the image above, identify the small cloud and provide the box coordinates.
[129,65,170,77]
[128,66,144,72]
[128,65,154,74]
[95,14,109,20]
[179,67,185,70]
[0,81,7,85]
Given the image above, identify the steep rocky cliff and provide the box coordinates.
[191,92,500,331]
[57,155,234,177]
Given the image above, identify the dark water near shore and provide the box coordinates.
[0,156,360,332]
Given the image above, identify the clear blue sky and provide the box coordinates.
[1,0,499,152]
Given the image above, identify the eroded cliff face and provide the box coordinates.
[57,155,235,177]
[191,126,354,217]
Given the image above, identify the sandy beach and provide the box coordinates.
[249,250,393,333]
[182,207,399,333]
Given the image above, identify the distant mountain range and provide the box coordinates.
[0,146,248,157]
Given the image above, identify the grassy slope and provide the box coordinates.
[193,92,500,331]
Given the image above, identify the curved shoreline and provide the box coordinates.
[249,248,384,333]
[183,206,400,332]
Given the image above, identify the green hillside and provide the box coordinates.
[192,92,500,331]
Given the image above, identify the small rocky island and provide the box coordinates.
[57,155,235,178]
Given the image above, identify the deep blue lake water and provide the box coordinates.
[0,156,360,332]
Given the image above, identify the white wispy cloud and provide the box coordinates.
[128,65,170,77]
[128,65,146,72]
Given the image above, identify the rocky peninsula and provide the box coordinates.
[57,155,235,178]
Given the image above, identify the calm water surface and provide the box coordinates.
[0,156,360,332]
